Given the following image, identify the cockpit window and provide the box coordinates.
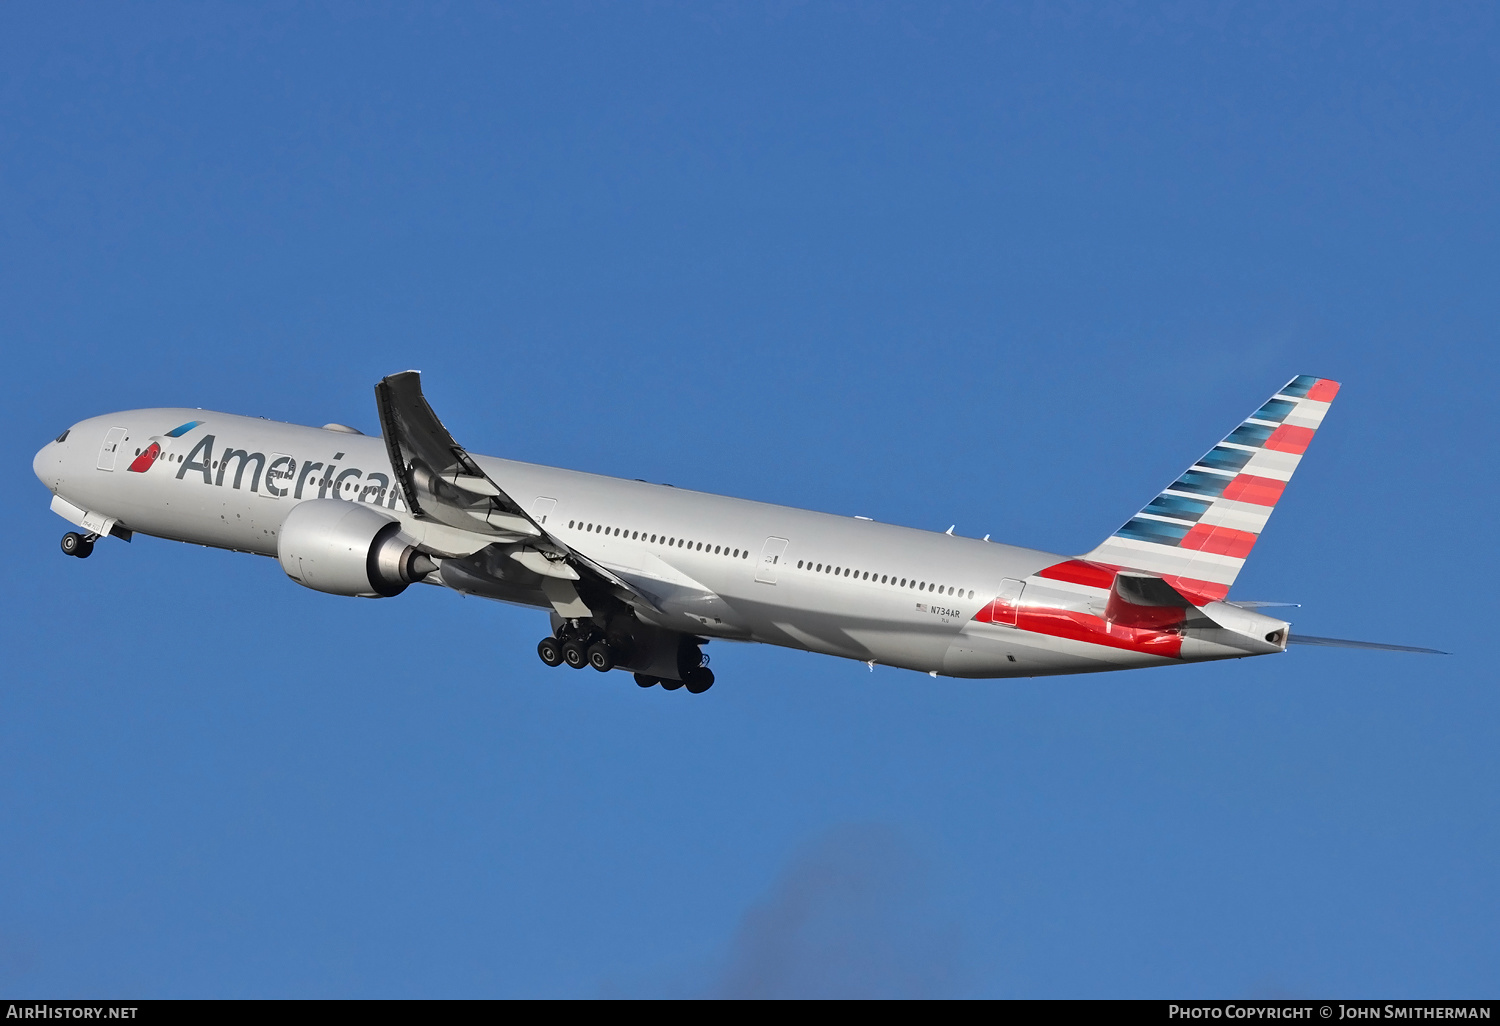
[54,429,69,443]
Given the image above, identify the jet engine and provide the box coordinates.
[277,499,435,597]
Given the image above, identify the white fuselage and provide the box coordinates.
[34,407,1254,679]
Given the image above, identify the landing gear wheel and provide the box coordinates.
[61,532,92,558]
[634,673,659,688]
[537,637,564,667]
[660,677,685,691]
[561,639,588,669]
[685,667,715,694]
[587,643,615,672]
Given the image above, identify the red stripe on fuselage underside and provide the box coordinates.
[127,443,159,473]
[1030,559,1227,605]
[1035,559,1117,589]
[1180,523,1258,559]
[1015,606,1183,658]
[1306,379,1341,402]
[1018,559,1228,610]
[972,599,1007,624]
[1157,576,1229,605]
[1221,474,1285,507]
[1263,424,1315,454]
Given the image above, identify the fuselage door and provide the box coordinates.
[756,536,790,584]
[96,427,127,471]
[532,497,557,525]
[993,578,1026,626]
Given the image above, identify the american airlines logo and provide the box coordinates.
[135,421,399,507]
[125,420,201,473]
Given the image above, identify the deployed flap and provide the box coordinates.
[373,370,661,615]
[375,370,541,541]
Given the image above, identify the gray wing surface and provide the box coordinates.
[373,370,662,613]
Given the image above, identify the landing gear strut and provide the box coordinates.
[61,532,94,558]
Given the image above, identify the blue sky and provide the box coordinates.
[2,2,1495,998]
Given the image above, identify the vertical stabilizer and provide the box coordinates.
[1076,375,1340,604]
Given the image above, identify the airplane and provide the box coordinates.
[31,372,1443,693]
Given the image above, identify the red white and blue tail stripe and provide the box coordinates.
[1076,374,1340,605]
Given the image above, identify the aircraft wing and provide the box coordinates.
[374,370,660,612]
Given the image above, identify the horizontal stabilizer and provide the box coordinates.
[1288,634,1448,655]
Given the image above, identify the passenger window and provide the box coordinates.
[968,590,974,599]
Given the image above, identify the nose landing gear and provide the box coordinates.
[60,532,94,559]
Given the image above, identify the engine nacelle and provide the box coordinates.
[277,499,434,597]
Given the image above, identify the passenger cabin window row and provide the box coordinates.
[794,559,975,600]
[565,520,752,561]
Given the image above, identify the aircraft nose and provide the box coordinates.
[34,428,69,487]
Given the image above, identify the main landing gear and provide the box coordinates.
[60,532,95,558]
[537,624,623,674]
[536,623,715,694]
[634,666,714,694]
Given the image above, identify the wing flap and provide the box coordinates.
[373,370,662,615]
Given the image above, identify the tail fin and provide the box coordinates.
[1078,375,1340,605]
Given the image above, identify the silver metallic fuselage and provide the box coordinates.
[34,408,1255,679]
